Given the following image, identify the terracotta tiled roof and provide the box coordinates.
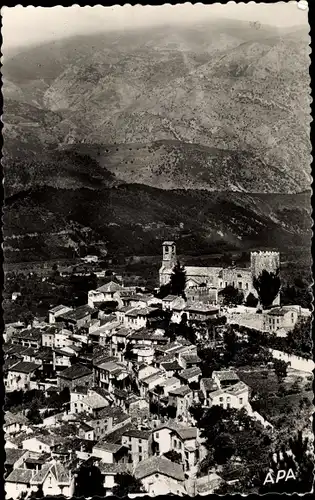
[135,456,184,482]
[5,468,33,484]
[9,361,39,374]
[178,366,202,380]
[5,448,27,466]
[58,363,92,380]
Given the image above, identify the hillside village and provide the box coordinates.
[4,242,314,497]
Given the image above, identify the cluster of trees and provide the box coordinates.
[191,404,313,495]
[191,405,274,488]
[5,387,70,414]
[4,270,98,325]
[253,268,281,309]
[281,276,312,310]
[74,465,144,497]
[219,285,244,306]
[197,325,273,377]
[259,431,314,494]
[231,316,312,359]
[157,260,186,299]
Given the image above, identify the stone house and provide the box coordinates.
[57,363,93,391]
[152,424,199,472]
[121,428,152,465]
[4,411,31,436]
[48,305,73,325]
[93,358,129,392]
[6,361,40,392]
[29,461,75,498]
[135,456,186,495]
[208,381,250,410]
[168,385,194,418]
[92,442,129,464]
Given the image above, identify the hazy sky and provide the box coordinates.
[1,2,309,51]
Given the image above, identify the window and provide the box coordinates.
[239,398,243,404]
[245,283,249,290]
[219,397,223,402]
[155,433,159,439]
[39,445,42,451]
[139,446,142,453]
[139,455,142,462]
[227,396,231,402]
[139,439,142,443]
[238,282,242,289]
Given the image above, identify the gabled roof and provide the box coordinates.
[161,360,182,371]
[122,428,151,440]
[182,354,201,364]
[59,305,94,321]
[31,461,71,485]
[159,376,180,388]
[155,423,197,441]
[49,305,71,314]
[96,281,123,293]
[135,456,185,482]
[81,393,109,410]
[162,295,178,302]
[58,363,92,380]
[5,411,29,427]
[178,366,202,380]
[224,381,249,396]
[93,441,125,453]
[5,468,33,484]
[212,370,240,382]
[185,303,219,314]
[168,385,192,397]
[5,448,27,466]
[201,378,219,392]
[9,361,39,374]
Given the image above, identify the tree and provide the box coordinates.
[287,317,312,358]
[223,326,238,361]
[163,450,182,464]
[170,261,186,297]
[245,292,259,308]
[253,269,281,309]
[274,359,289,383]
[219,285,244,306]
[75,464,104,497]
[179,313,196,344]
[157,282,171,299]
[27,399,43,425]
[213,433,236,464]
[260,431,314,493]
[112,473,145,497]
[196,406,274,486]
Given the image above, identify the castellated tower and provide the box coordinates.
[250,251,281,306]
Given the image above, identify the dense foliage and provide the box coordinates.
[253,268,281,309]
[112,473,145,497]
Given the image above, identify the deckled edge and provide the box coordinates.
[0,2,314,499]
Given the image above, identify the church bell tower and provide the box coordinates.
[162,241,177,269]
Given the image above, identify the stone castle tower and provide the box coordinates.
[250,251,281,306]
